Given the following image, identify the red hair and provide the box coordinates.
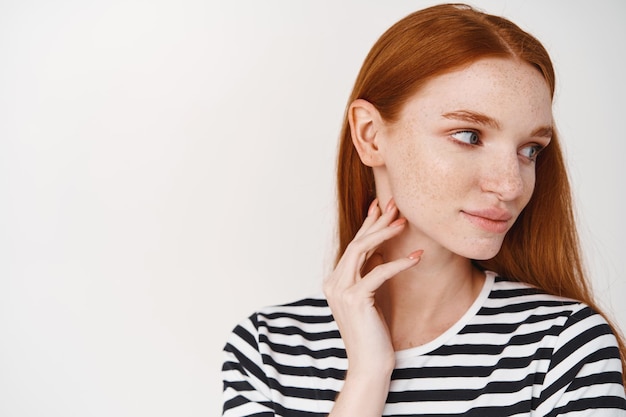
[335,3,626,380]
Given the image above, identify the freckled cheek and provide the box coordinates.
[388,150,456,214]
[520,169,537,206]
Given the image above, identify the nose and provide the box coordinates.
[480,152,526,201]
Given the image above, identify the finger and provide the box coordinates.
[330,199,404,288]
[353,198,381,240]
[352,216,406,257]
[358,250,423,293]
[358,198,401,240]
[356,200,405,266]
[343,217,407,278]
[354,197,401,241]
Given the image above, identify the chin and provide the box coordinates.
[456,238,504,261]
[470,251,500,261]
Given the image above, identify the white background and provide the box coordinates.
[1,1,624,416]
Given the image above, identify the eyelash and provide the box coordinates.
[451,130,480,146]
[450,130,545,162]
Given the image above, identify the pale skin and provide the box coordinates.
[323,57,554,416]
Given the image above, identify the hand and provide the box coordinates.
[323,198,423,376]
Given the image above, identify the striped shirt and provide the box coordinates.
[222,272,626,416]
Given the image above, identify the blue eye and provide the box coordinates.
[451,130,480,145]
[519,144,544,161]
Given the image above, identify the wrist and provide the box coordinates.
[330,368,393,417]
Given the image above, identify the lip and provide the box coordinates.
[461,208,513,234]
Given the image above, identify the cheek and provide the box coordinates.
[520,169,537,206]
[387,146,463,212]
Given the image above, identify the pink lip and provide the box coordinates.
[461,208,513,234]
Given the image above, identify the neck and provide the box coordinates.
[374,235,486,350]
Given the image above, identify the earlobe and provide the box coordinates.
[348,99,385,167]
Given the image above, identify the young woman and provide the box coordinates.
[222,4,626,416]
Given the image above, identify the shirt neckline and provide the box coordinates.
[394,270,496,360]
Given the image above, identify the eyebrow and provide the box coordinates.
[442,110,553,138]
[531,126,553,139]
[442,110,501,129]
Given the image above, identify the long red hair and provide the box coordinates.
[335,3,626,381]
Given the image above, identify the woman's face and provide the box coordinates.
[375,57,553,260]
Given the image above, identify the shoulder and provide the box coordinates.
[480,275,625,410]
[245,293,333,332]
[224,293,337,352]
[486,275,623,378]
[477,274,620,357]
[485,274,590,317]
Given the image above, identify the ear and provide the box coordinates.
[348,99,385,167]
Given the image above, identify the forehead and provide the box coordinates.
[399,58,553,127]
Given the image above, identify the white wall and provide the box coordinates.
[1,1,624,415]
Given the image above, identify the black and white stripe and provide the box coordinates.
[222,272,626,416]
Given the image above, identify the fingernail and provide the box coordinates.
[368,198,379,216]
[408,250,424,260]
[385,198,396,213]
[390,218,406,227]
